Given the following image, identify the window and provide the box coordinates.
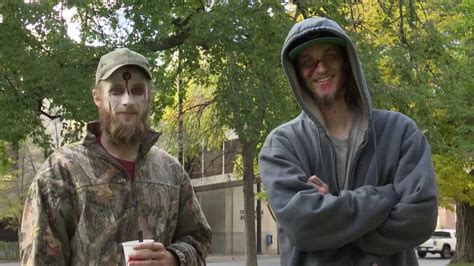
[432,231,451,238]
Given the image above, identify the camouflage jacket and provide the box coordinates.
[20,122,212,266]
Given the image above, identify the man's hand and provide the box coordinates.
[128,242,179,266]
[307,175,329,195]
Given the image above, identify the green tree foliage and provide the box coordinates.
[433,154,473,206]
[158,78,226,173]
[162,2,297,262]
[189,3,296,262]
[0,2,99,154]
[1,0,471,262]
[0,142,9,177]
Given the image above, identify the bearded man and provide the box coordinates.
[20,48,212,266]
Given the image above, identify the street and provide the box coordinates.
[0,253,452,266]
[206,253,451,266]
[418,253,452,266]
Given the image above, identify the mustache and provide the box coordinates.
[99,105,149,146]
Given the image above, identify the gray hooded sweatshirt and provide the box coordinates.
[259,17,438,266]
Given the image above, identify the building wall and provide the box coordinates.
[188,139,240,179]
[437,207,456,229]
[195,181,278,255]
[260,203,278,255]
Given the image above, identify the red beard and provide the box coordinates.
[98,105,149,146]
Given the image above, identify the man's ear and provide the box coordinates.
[92,88,102,107]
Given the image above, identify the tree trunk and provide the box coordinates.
[242,143,258,266]
[451,201,474,263]
[256,181,262,255]
[177,48,184,165]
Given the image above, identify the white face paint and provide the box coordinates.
[99,67,149,120]
[94,66,151,146]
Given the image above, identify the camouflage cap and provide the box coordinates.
[95,48,151,85]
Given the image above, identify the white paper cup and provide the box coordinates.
[122,239,154,266]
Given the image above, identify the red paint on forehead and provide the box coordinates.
[123,71,131,95]
[122,71,132,81]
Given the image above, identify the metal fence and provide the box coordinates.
[0,242,19,261]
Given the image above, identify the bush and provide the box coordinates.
[0,241,19,261]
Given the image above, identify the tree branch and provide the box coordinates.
[3,75,20,97]
[409,0,416,28]
[415,1,434,36]
[146,5,206,52]
[90,6,112,47]
[171,5,205,28]
[398,0,409,46]
[37,98,60,120]
[146,31,189,52]
[349,3,357,33]
[377,0,388,14]
[181,99,215,116]
[294,1,308,20]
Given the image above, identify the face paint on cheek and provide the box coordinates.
[122,71,132,95]
[145,85,148,102]
[305,60,320,79]
[107,93,123,112]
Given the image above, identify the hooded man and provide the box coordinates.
[259,17,438,266]
[20,48,212,265]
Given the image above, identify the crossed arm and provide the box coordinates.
[260,120,438,255]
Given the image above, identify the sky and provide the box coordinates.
[56,5,81,42]
[52,2,132,45]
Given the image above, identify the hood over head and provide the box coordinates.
[281,17,371,132]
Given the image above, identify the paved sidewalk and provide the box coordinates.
[207,254,280,266]
[0,262,18,266]
[0,255,280,266]
[205,253,452,266]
